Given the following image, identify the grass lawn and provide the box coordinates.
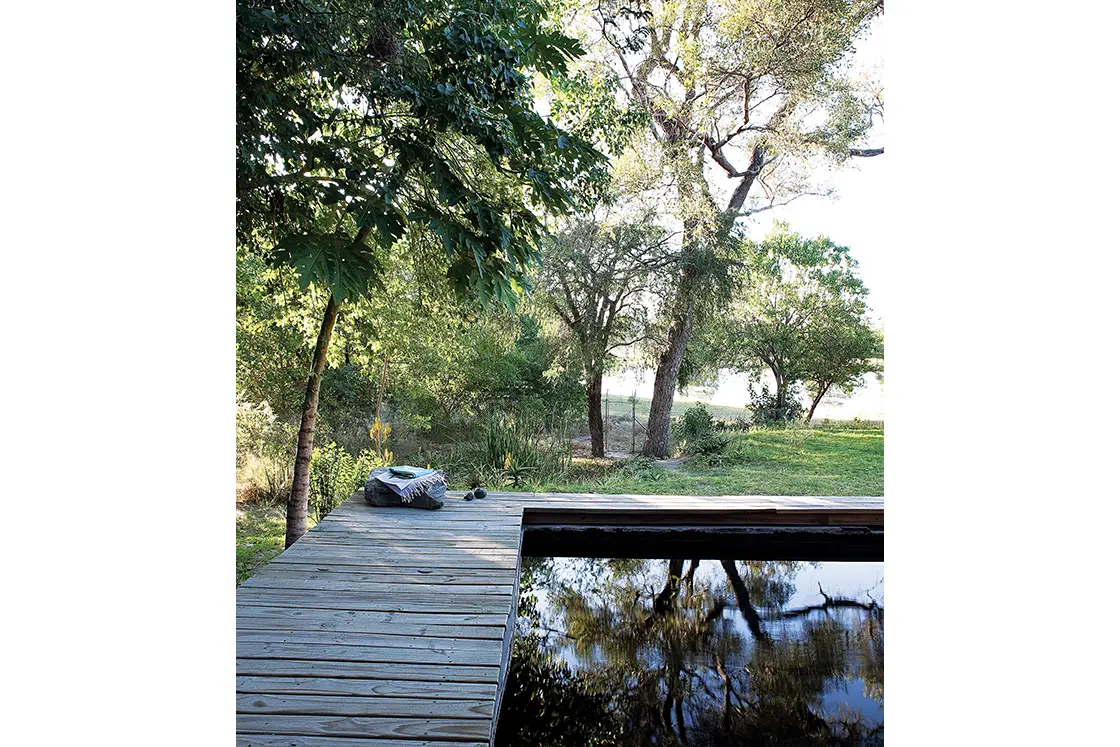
[236,424,882,584]
[539,425,884,497]
[600,393,753,422]
[236,504,317,585]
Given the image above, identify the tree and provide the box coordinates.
[237,0,605,546]
[802,316,882,421]
[721,224,874,422]
[539,214,675,456]
[571,0,883,455]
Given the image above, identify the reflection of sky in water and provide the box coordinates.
[524,558,884,730]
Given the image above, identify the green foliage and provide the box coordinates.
[549,69,649,159]
[272,232,385,303]
[317,363,381,452]
[236,395,297,504]
[802,317,883,418]
[670,403,731,455]
[237,0,608,307]
[236,250,313,419]
[308,443,392,521]
[539,212,675,379]
[750,383,806,426]
[453,415,574,488]
[496,637,621,747]
[606,456,669,483]
[237,453,294,506]
[704,223,878,421]
[236,396,294,466]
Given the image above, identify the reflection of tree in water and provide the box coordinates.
[498,557,884,747]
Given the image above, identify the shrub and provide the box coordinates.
[748,384,805,426]
[670,403,730,455]
[606,456,668,483]
[712,416,751,432]
[308,443,393,521]
[456,414,573,488]
[236,397,295,466]
[237,452,293,505]
[236,395,296,504]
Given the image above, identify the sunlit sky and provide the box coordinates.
[729,17,886,322]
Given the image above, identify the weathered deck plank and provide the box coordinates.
[236,490,883,746]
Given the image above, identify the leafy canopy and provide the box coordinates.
[237,0,608,306]
[538,212,675,375]
[716,223,878,396]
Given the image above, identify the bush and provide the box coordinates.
[237,452,293,505]
[453,414,573,488]
[308,443,393,521]
[748,384,805,426]
[712,416,751,432]
[605,456,668,483]
[236,397,295,467]
[671,403,730,455]
[236,396,296,504]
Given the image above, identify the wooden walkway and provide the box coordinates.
[236,491,884,746]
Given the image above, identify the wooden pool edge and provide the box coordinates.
[485,494,885,744]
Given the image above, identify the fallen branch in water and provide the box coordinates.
[770,583,883,619]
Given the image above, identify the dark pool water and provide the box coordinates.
[498,557,884,747]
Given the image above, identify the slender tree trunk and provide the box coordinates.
[285,294,339,548]
[585,367,605,458]
[806,382,830,422]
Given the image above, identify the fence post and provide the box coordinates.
[604,390,609,450]
[631,390,637,454]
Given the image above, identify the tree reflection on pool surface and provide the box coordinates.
[497,557,884,747]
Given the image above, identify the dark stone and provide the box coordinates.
[363,469,446,510]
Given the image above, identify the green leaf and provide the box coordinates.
[271,233,382,303]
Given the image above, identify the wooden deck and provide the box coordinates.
[236,491,884,746]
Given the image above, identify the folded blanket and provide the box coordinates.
[372,466,445,499]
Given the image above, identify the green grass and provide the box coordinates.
[236,504,318,585]
[600,394,751,422]
[537,425,883,497]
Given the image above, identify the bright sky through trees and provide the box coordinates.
[604,17,885,416]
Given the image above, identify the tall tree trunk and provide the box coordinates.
[653,558,686,615]
[285,294,339,548]
[806,382,830,422]
[641,273,697,457]
[721,559,767,642]
[682,557,700,595]
[585,367,605,458]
